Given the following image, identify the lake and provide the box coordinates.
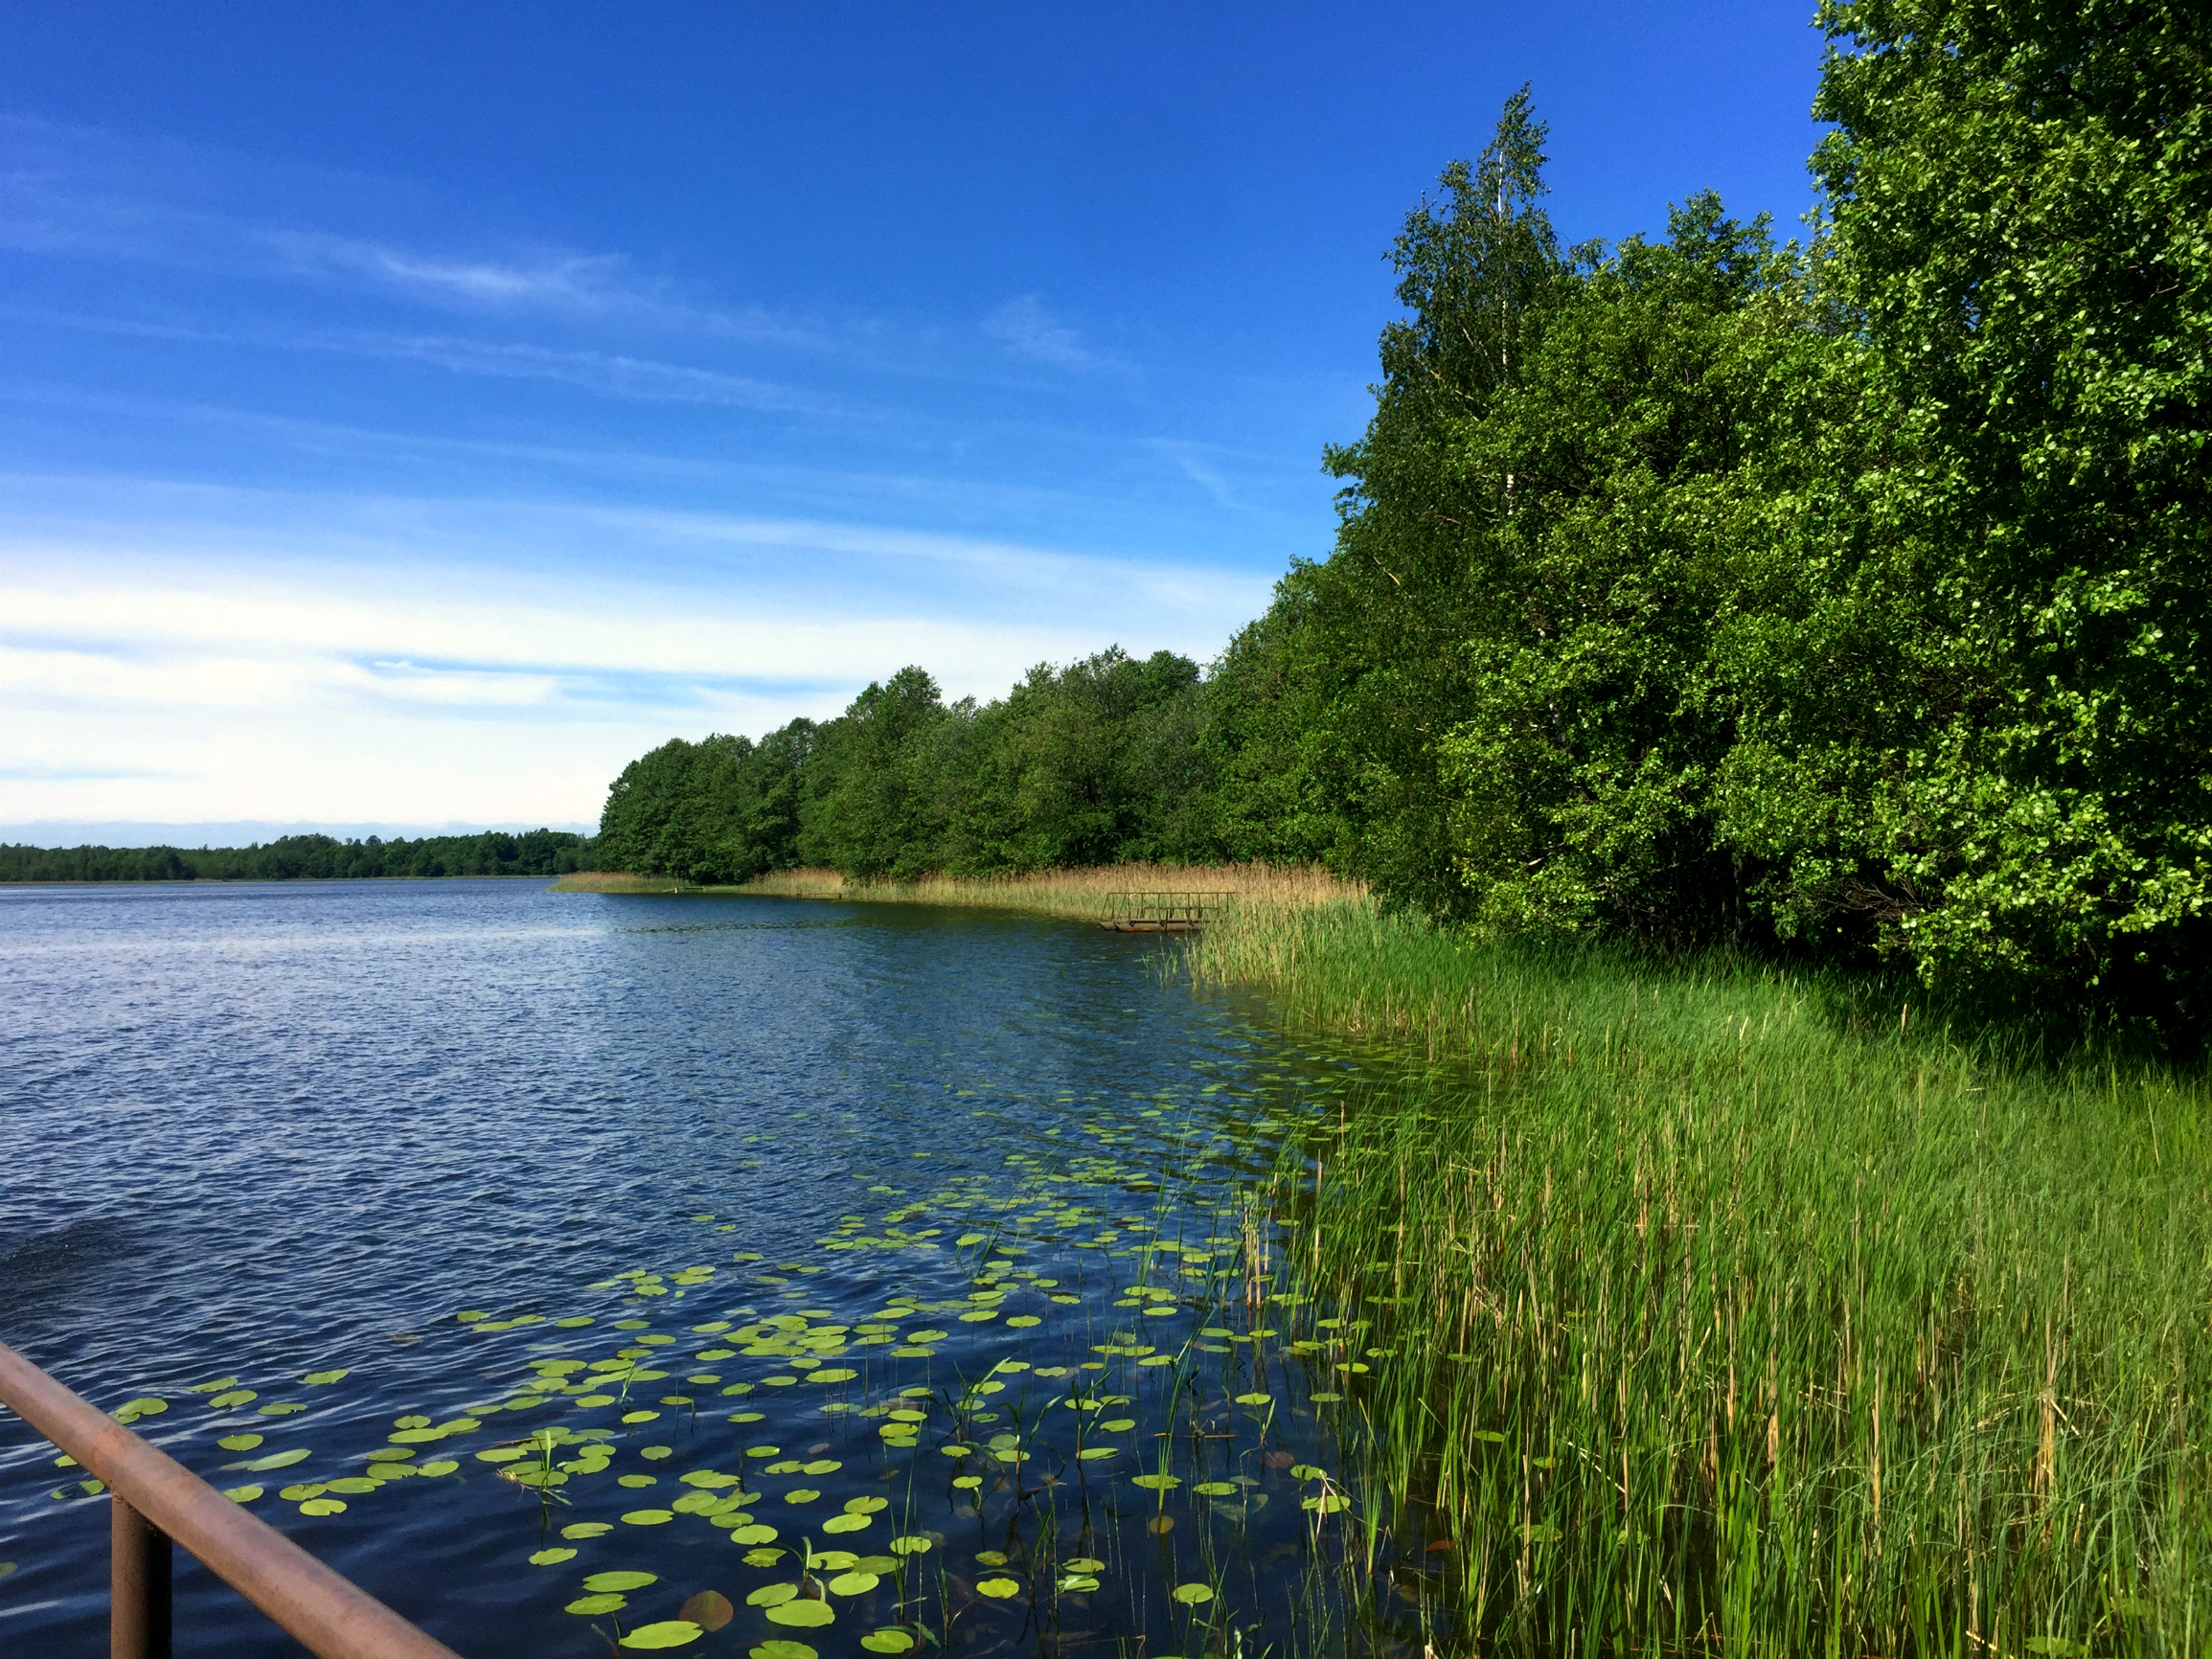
[0,879,1417,1659]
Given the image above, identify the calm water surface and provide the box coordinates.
[1,881,1402,1659]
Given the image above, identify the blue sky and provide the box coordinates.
[0,2,1829,839]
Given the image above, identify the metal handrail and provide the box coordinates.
[0,1339,464,1659]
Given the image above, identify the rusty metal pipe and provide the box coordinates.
[0,1340,463,1659]
[111,1493,171,1659]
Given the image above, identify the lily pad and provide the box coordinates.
[584,1571,660,1592]
[222,1486,262,1503]
[297,1498,346,1516]
[622,1510,675,1526]
[810,1369,856,1384]
[208,1390,258,1409]
[566,1593,627,1615]
[859,1632,915,1654]
[820,1514,870,1534]
[302,1370,351,1386]
[975,1578,1021,1599]
[529,1549,578,1566]
[765,1601,835,1628]
[888,1536,932,1556]
[217,1435,263,1451]
[560,1523,613,1540]
[1234,1393,1271,1406]
[621,1622,704,1650]
[1172,1582,1215,1604]
[243,1448,311,1471]
[732,1525,779,1545]
[747,1585,798,1608]
[827,1572,879,1596]
[417,1461,459,1476]
[752,1644,818,1659]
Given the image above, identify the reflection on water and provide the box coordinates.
[0,881,1429,1658]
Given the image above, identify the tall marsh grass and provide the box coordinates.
[1203,903,2210,1652]
[590,861,1365,920]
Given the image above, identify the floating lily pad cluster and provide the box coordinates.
[23,1042,1467,1656]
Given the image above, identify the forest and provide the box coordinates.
[599,2,2211,1031]
[0,828,595,884]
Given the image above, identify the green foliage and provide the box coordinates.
[1286,89,1574,916]
[603,651,1228,885]
[797,669,952,880]
[0,829,593,883]
[594,5,2212,1030]
[599,722,812,883]
[1800,0,2212,1014]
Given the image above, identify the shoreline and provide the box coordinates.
[547,862,1360,921]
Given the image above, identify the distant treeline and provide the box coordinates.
[597,650,1220,887]
[0,830,595,884]
[602,4,2212,1031]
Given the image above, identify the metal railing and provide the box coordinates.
[0,1339,463,1659]
[1100,890,1237,930]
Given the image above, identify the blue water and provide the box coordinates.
[0,881,1385,1659]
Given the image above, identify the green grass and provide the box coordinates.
[1194,901,2211,1654]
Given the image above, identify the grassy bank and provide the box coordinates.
[1199,903,2210,1653]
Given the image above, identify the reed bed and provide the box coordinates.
[687,861,1360,920]
[1205,904,2210,1653]
[545,870,692,894]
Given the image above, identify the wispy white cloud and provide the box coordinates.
[0,305,837,412]
[0,117,814,345]
[252,227,811,345]
[1148,438,1244,510]
[354,333,832,411]
[983,293,1100,370]
[260,232,633,308]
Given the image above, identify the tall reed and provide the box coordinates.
[1205,906,2210,1652]
[591,861,1364,920]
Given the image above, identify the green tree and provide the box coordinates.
[1266,87,1573,913]
[798,668,951,879]
[1805,0,2212,1015]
